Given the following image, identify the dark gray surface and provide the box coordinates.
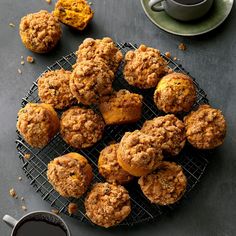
[0,0,235,235]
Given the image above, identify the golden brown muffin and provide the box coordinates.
[85,182,131,228]
[17,103,59,148]
[75,37,123,72]
[98,143,133,185]
[47,153,93,198]
[19,10,62,53]
[138,161,187,205]
[70,60,114,105]
[141,114,186,156]
[60,107,105,149]
[38,69,75,109]
[154,72,196,113]
[124,44,169,89]
[99,90,143,125]
[53,0,93,30]
[184,105,227,149]
[117,130,163,177]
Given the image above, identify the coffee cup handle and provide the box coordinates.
[148,0,165,11]
[3,215,18,228]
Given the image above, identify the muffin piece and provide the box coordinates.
[17,103,59,148]
[184,105,226,149]
[138,161,187,205]
[117,130,163,177]
[53,0,93,30]
[19,10,62,53]
[124,44,169,89]
[141,114,186,156]
[98,143,133,185]
[38,69,75,109]
[70,60,114,105]
[60,107,105,149]
[154,72,196,113]
[85,182,131,228]
[47,153,93,198]
[99,90,143,125]
[75,37,123,72]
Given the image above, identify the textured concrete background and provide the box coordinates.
[0,0,236,235]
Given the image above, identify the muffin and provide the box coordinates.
[38,69,75,109]
[138,161,187,205]
[70,60,114,105]
[53,0,93,30]
[141,114,186,156]
[47,152,93,198]
[154,72,196,113]
[85,182,131,227]
[98,143,133,185]
[17,103,59,148]
[117,130,163,177]
[99,90,143,125]
[75,37,123,72]
[60,107,105,149]
[184,105,227,149]
[124,44,169,89]
[19,10,62,53]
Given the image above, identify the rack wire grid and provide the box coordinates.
[16,42,209,226]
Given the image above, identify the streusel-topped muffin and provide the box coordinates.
[75,37,123,72]
[99,89,143,125]
[124,44,169,89]
[19,10,62,53]
[38,69,75,109]
[47,152,93,198]
[70,59,114,105]
[184,105,226,149]
[141,114,186,156]
[85,182,131,228]
[60,107,105,149]
[117,130,163,177]
[138,161,187,205]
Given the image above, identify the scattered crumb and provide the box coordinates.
[18,69,22,74]
[9,23,15,27]
[45,0,51,4]
[173,57,177,61]
[21,61,25,65]
[88,2,93,5]
[26,56,34,63]
[21,56,24,60]
[24,153,31,159]
[51,209,59,215]
[21,205,27,211]
[165,52,171,58]
[178,43,187,51]
[18,176,22,181]
[68,203,77,215]
[21,197,24,201]
[9,188,17,198]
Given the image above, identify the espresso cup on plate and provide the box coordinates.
[3,211,70,236]
[148,0,214,21]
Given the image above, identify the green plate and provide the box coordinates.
[141,0,234,36]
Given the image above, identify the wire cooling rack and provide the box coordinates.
[16,42,209,226]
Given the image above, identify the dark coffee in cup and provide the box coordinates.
[14,219,67,236]
[173,0,205,5]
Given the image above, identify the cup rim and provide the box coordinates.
[168,0,208,7]
[11,211,70,236]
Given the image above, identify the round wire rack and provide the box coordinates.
[16,42,209,226]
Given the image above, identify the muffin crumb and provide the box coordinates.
[21,61,25,65]
[165,52,171,58]
[27,56,34,63]
[24,153,31,159]
[18,69,22,74]
[18,176,22,181]
[21,205,27,211]
[51,209,59,215]
[9,188,17,198]
[179,43,187,51]
[68,203,77,215]
[9,23,15,27]
[45,0,51,4]
[21,197,24,201]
